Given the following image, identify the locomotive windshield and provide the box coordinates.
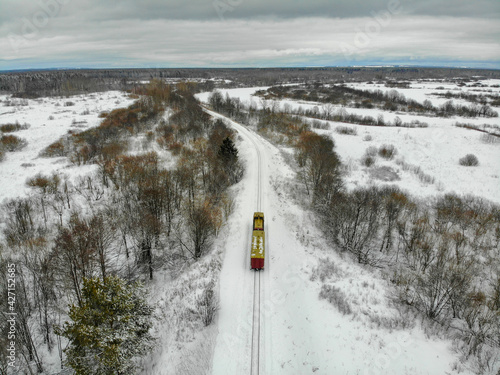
[253,213,264,231]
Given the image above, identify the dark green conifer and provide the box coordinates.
[56,276,155,375]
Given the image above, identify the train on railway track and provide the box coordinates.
[251,212,265,270]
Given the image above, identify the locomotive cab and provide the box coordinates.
[253,212,264,231]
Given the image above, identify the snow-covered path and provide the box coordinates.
[206,109,474,375]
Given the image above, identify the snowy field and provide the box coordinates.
[197,79,500,205]
[0,91,136,203]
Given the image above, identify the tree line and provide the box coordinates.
[4,67,500,98]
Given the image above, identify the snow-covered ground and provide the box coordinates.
[206,109,475,374]
[324,122,500,204]
[344,79,500,108]
[195,81,499,374]
[0,92,135,203]
[0,81,498,374]
[197,80,500,205]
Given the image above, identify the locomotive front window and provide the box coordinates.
[253,214,264,230]
[254,218,263,230]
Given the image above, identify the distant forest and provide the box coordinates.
[1,67,500,97]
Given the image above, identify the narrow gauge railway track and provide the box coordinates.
[248,123,263,375]
[250,271,261,375]
[202,107,264,375]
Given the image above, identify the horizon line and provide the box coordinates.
[2,64,500,74]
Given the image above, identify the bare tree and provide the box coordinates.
[378,187,410,254]
[51,213,98,305]
[320,188,381,265]
[180,200,217,259]
[295,131,341,201]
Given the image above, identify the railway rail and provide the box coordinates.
[249,121,263,375]
[203,107,264,375]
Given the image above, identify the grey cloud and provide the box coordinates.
[1,15,498,69]
[0,0,499,70]
[1,0,499,27]
[406,0,500,18]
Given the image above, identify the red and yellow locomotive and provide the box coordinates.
[251,212,265,270]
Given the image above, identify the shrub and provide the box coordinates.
[41,140,67,157]
[378,144,397,160]
[1,135,27,151]
[361,154,376,167]
[311,119,329,130]
[480,133,500,144]
[365,146,377,157]
[319,285,352,315]
[362,146,377,166]
[459,154,479,166]
[0,122,30,132]
[363,134,373,141]
[335,126,357,135]
[393,116,403,127]
[395,159,435,185]
[369,166,400,181]
[310,258,342,282]
[195,283,219,327]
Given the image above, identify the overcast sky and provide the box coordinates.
[0,0,499,70]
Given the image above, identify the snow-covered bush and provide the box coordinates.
[310,258,342,283]
[362,154,376,167]
[195,283,220,327]
[0,122,30,132]
[0,134,27,152]
[311,119,329,129]
[378,144,397,160]
[335,126,357,135]
[480,133,500,144]
[41,139,69,157]
[361,146,377,167]
[319,285,352,315]
[459,154,479,166]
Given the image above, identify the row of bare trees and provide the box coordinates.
[263,83,499,118]
[314,184,500,371]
